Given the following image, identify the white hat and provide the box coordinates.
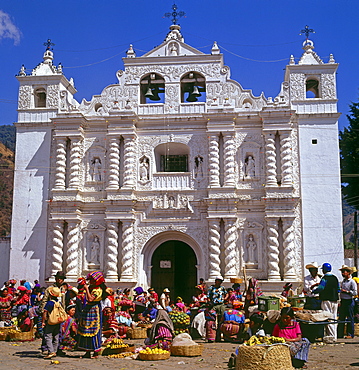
[305,262,319,269]
[215,276,224,281]
[163,288,170,293]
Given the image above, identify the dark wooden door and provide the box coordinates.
[151,241,197,304]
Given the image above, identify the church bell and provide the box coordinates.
[186,85,201,102]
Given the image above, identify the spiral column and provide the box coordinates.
[105,220,119,280]
[123,135,136,188]
[208,219,221,280]
[54,138,67,190]
[282,218,297,280]
[223,133,236,187]
[68,138,82,189]
[264,132,278,186]
[280,132,293,186]
[208,134,220,187]
[224,219,238,278]
[120,220,134,281]
[65,221,80,279]
[266,218,281,281]
[107,137,120,190]
[49,221,65,277]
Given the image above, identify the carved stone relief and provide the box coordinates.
[321,73,336,100]
[18,85,31,109]
[47,85,59,108]
[289,73,305,101]
[164,84,180,113]
[153,193,194,212]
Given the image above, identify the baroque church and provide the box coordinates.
[9,23,343,298]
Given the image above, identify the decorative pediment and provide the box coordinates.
[298,40,323,65]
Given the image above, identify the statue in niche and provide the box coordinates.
[244,155,255,178]
[169,43,178,56]
[139,157,149,181]
[194,155,204,179]
[168,196,175,208]
[90,157,102,181]
[246,234,258,263]
[89,235,100,265]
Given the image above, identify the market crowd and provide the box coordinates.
[0,261,357,369]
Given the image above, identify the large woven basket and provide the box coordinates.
[8,329,34,342]
[127,327,148,339]
[171,344,203,357]
[236,344,293,370]
[0,332,8,341]
[137,323,152,329]
[139,352,170,361]
[102,345,135,356]
[230,278,243,284]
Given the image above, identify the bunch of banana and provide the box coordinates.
[246,336,262,346]
[246,335,286,346]
[267,336,286,344]
[106,338,129,349]
[139,347,169,354]
[108,352,133,358]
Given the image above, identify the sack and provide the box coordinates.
[48,302,67,325]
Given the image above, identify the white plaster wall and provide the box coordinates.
[298,119,343,277]
[9,127,51,283]
[0,237,10,284]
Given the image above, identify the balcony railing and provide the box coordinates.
[152,172,191,189]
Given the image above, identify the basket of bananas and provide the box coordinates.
[7,328,34,342]
[139,347,170,361]
[237,336,293,370]
[103,338,135,355]
[107,352,134,359]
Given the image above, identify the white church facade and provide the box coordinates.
[9,25,343,297]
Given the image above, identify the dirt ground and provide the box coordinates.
[1,337,359,370]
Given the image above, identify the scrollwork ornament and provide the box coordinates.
[18,86,31,109]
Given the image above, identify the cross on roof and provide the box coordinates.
[164,4,185,25]
[300,25,315,40]
[44,39,55,50]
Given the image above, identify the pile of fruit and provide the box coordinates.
[107,352,133,358]
[139,347,169,355]
[106,338,129,349]
[246,335,286,346]
[169,311,190,336]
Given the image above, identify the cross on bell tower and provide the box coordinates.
[44,39,55,51]
[164,4,185,25]
[300,25,315,40]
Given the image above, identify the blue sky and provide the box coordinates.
[0,1,358,131]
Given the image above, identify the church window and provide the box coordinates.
[154,142,189,172]
[34,87,46,107]
[180,72,206,103]
[140,73,165,104]
[306,78,319,98]
[312,139,317,144]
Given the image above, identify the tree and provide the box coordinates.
[340,101,359,210]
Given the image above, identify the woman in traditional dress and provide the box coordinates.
[272,307,310,369]
[244,278,263,316]
[147,309,174,344]
[220,308,245,342]
[58,304,78,355]
[77,271,106,359]
[204,303,217,342]
[0,288,13,321]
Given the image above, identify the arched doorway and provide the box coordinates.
[151,240,197,303]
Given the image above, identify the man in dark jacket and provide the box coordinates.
[313,263,339,342]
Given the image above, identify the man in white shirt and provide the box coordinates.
[303,262,322,309]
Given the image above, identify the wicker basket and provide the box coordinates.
[127,327,148,339]
[0,332,8,341]
[171,344,203,357]
[137,323,152,329]
[230,278,243,284]
[139,352,170,361]
[8,329,34,342]
[236,344,293,370]
[103,345,135,355]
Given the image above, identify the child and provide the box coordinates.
[58,304,78,356]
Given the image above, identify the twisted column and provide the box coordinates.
[223,134,236,187]
[224,219,238,278]
[123,136,136,188]
[107,137,120,189]
[267,218,281,280]
[49,221,64,277]
[282,218,297,279]
[280,132,293,186]
[106,221,119,280]
[65,221,80,279]
[265,132,278,186]
[68,138,82,189]
[54,138,67,189]
[120,220,134,281]
[208,219,221,280]
[208,134,220,187]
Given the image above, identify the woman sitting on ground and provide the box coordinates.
[244,313,265,340]
[147,309,174,344]
[272,307,310,369]
[220,306,245,343]
[58,304,78,355]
